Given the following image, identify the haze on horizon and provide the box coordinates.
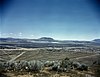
[0,0,100,41]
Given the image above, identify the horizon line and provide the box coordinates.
[0,36,98,41]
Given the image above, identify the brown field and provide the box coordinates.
[0,48,97,62]
[0,47,100,77]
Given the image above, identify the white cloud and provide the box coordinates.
[19,32,22,35]
[31,35,34,37]
[19,32,22,36]
[9,33,13,35]
[0,32,1,36]
[2,33,7,36]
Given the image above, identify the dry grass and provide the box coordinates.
[1,69,95,77]
[0,48,99,77]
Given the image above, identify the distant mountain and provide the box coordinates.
[0,38,29,43]
[93,39,100,43]
[37,37,54,42]
[0,37,100,44]
[0,37,56,43]
[1,37,100,48]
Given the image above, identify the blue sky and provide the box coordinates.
[0,0,100,40]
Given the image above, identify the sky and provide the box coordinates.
[0,0,100,40]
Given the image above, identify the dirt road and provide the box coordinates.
[9,51,26,62]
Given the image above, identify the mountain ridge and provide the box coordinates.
[0,37,100,43]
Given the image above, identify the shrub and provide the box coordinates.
[52,62,61,71]
[77,64,88,71]
[27,60,43,72]
[0,62,5,72]
[72,62,81,69]
[44,61,55,67]
[60,57,72,72]
[0,60,44,72]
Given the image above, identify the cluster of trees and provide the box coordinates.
[0,58,88,73]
